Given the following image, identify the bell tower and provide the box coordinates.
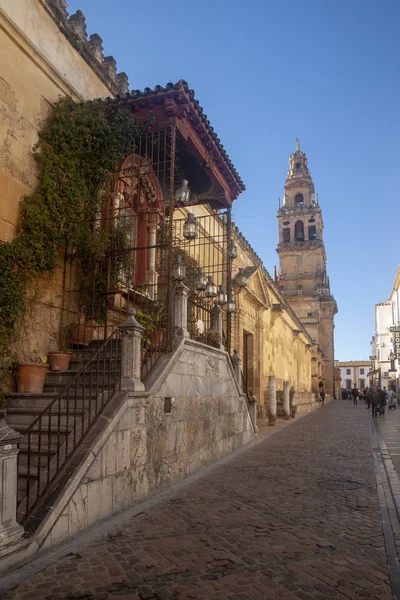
[276,140,337,395]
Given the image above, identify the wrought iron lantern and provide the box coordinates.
[217,285,227,306]
[233,268,248,288]
[171,254,186,282]
[183,212,198,241]
[205,276,217,298]
[227,294,236,313]
[195,267,207,292]
[228,241,238,260]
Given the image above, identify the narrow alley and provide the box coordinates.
[1,400,397,600]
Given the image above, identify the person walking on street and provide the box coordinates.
[352,385,359,406]
[320,386,326,406]
[378,386,386,415]
[364,387,371,409]
[370,384,380,417]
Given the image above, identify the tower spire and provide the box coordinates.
[296,138,300,152]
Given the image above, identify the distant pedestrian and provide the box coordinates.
[364,387,370,409]
[352,385,359,406]
[320,386,326,406]
[370,384,380,417]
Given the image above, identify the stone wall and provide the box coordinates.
[0,0,127,359]
[0,340,254,571]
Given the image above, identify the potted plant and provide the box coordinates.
[17,350,49,393]
[70,316,97,348]
[135,311,156,361]
[205,328,222,348]
[48,349,72,372]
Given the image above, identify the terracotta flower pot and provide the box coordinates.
[17,364,49,393]
[48,351,72,372]
[71,322,96,347]
[151,328,165,347]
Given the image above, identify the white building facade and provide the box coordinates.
[372,267,400,391]
[336,361,370,390]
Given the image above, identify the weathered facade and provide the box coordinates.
[0,0,322,573]
[276,140,337,395]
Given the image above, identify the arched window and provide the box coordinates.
[282,228,290,243]
[295,220,304,241]
[295,193,304,205]
[308,225,316,240]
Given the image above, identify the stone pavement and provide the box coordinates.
[373,401,400,480]
[0,400,393,600]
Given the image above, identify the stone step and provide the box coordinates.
[6,407,84,431]
[69,358,121,372]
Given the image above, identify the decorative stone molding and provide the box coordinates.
[42,1,129,96]
[46,0,68,21]
[68,10,87,41]
[103,56,117,82]
[87,33,104,62]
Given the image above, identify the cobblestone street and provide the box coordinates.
[1,400,394,600]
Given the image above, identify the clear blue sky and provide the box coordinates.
[68,0,400,361]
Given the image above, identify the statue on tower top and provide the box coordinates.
[296,138,300,152]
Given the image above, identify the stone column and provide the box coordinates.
[268,375,277,426]
[283,380,290,420]
[147,223,157,295]
[172,281,190,340]
[118,309,145,392]
[231,349,242,390]
[0,409,24,548]
[210,303,224,349]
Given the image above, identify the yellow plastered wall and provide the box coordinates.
[0,1,113,358]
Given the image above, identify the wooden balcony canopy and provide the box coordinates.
[106,80,245,209]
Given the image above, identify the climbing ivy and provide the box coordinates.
[0,96,144,400]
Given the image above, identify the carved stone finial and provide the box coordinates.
[103,56,117,81]
[116,72,129,95]
[296,138,300,152]
[231,348,241,364]
[87,33,104,62]
[68,10,88,41]
[118,308,145,334]
[46,0,68,20]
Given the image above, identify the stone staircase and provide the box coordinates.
[6,340,122,517]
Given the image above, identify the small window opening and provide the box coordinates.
[294,220,304,241]
[295,193,304,205]
[308,225,317,240]
[164,397,172,414]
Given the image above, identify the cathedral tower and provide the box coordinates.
[276,140,337,395]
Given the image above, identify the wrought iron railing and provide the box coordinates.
[18,329,122,526]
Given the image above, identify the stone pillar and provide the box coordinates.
[0,409,24,548]
[147,223,157,294]
[268,375,277,426]
[172,281,190,340]
[231,349,242,390]
[210,303,224,349]
[118,309,145,392]
[283,380,290,420]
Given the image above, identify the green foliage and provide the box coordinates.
[0,96,143,400]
